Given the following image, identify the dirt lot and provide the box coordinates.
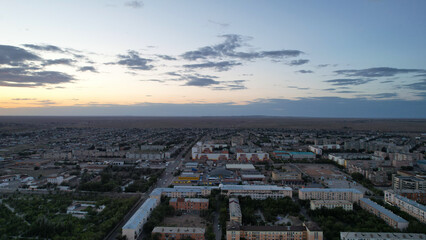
[162,213,207,228]
[295,163,346,180]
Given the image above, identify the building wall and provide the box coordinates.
[298,189,363,203]
[169,198,209,211]
[359,198,408,230]
[310,200,353,211]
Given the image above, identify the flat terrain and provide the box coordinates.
[0,116,425,132]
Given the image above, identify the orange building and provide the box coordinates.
[169,198,209,211]
[152,227,205,240]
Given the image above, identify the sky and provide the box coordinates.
[0,0,425,118]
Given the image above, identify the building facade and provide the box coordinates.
[340,232,426,240]
[298,188,363,203]
[310,200,353,211]
[384,190,426,224]
[169,198,209,211]
[152,227,205,240]
[221,184,292,200]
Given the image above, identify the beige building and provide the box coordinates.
[384,190,426,224]
[272,170,302,181]
[226,222,323,240]
[298,188,363,203]
[152,227,205,240]
[229,198,242,224]
[310,200,353,211]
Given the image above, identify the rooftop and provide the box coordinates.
[152,226,205,234]
[123,198,157,230]
[299,188,362,194]
[395,194,426,211]
[220,184,292,191]
[340,232,425,239]
[360,198,408,223]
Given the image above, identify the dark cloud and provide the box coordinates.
[323,88,336,91]
[184,76,220,86]
[109,50,154,70]
[317,64,330,68]
[141,79,166,83]
[78,66,98,72]
[208,20,230,28]
[42,58,76,66]
[22,44,64,52]
[166,72,182,77]
[288,59,309,66]
[404,79,426,91]
[295,70,313,74]
[181,34,303,61]
[288,86,309,90]
[37,100,56,105]
[215,80,247,90]
[335,67,425,78]
[125,1,143,8]
[0,45,40,66]
[336,90,358,94]
[183,61,242,71]
[12,98,36,101]
[156,55,177,61]
[380,80,394,84]
[0,68,74,87]
[324,78,373,86]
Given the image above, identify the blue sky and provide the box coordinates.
[0,0,425,117]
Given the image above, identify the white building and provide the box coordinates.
[310,200,353,211]
[340,232,426,240]
[220,184,292,199]
[299,188,363,203]
[122,198,159,240]
[385,189,426,224]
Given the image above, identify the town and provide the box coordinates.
[0,123,425,240]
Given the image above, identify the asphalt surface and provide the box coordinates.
[104,138,199,240]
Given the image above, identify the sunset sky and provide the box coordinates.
[1,0,425,117]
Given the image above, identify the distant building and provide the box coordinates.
[220,184,292,199]
[169,198,209,211]
[359,198,408,230]
[192,141,229,161]
[384,190,426,224]
[152,227,205,240]
[298,188,363,203]
[226,164,256,171]
[236,152,269,162]
[392,175,426,191]
[308,144,341,155]
[310,200,353,211]
[340,232,426,240]
[273,151,316,160]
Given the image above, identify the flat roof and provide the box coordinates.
[170,198,208,203]
[360,198,408,223]
[299,188,362,194]
[340,232,425,239]
[311,200,353,204]
[152,227,205,234]
[221,184,292,191]
[241,225,306,232]
[395,195,426,211]
[226,164,255,170]
[123,198,157,230]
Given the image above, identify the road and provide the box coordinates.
[104,137,200,240]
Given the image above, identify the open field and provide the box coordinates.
[0,116,425,132]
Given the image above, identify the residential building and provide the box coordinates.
[152,227,205,240]
[236,152,269,162]
[393,175,426,191]
[298,188,363,203]
[229,198,242,224]
[340,232,426,240]
[384,190,426,223]
[359,198,408,230]
[169,198,209,211]
[220,184,292,199]
[310,200,353,211]
[122,198,159,240]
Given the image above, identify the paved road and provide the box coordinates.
[105,137,201,240]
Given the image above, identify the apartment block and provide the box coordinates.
[340,232,426,240]
[310,200,353,211]
[220,184,292,200]
[385,190,426,224]
[169,198,209,211]
[298,188,363,203]
[152,227,205,240]
[229,198,242,224]
[359,198,408,230]
[393,175,426,191]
